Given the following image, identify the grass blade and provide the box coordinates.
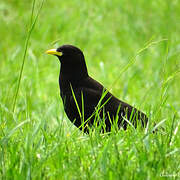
[12,0,45,113]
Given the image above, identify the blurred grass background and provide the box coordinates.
[0,0,180,179]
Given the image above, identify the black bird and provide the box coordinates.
[46,45,148,133]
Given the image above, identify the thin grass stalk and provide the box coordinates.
[12,0,45,113]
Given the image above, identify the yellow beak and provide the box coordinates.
[45,49,63,56]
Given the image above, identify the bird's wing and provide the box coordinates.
[68,87,103,120]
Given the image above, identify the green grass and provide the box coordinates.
[0,0,180,179]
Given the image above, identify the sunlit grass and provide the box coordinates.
[0,0,179,179]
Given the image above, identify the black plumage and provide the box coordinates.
[46,45,148,133]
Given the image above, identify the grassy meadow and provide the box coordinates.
[0,0,180,179]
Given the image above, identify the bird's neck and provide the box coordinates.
[59,62,88,94]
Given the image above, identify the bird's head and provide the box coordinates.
[46,45,85,65]
[46,44,88,80]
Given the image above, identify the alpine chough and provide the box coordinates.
[46,45,148,133]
